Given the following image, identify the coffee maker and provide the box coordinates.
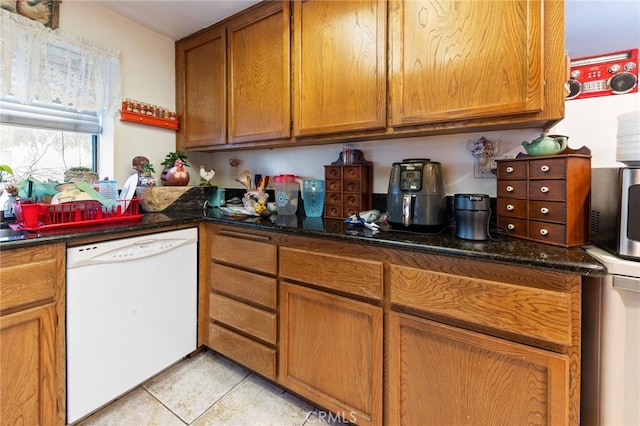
[386,159,447,231]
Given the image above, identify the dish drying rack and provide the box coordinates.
[10,198,143,231]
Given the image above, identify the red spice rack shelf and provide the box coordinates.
[120,109,179,130]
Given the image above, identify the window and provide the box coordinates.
[0,125,97,183]
[0,8,121,183]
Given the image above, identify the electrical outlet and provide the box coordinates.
[473,158,496,179]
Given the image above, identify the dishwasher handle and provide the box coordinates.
[613,275,640,293]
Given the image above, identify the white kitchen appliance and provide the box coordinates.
[582,246,640,425]
[66,227,198,424]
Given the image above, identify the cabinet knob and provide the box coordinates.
[507,223,515,230]
[540,186,549,193]
[507,204,515,211]
[506,166,514,173]
[540,207,549,214]
[506,185,514,192]
[539,228,549,236]
[540,165,550,172]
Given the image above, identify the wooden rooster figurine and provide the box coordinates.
[199,165,215,186]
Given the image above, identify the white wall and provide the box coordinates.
[59,1,176,186]
[548,93,639,168]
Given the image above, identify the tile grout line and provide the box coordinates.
[187,372,255,425]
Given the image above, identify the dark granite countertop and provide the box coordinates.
[1,208,607,276]
[0,211,201,248]
[202,208,607,277]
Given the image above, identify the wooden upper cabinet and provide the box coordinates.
[293,0,387,137]
[176,26,226,149]
[228,1,291,144]
[389,0,558,128]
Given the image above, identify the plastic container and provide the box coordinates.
[274,174,299,215]
[98,179,118,200]
[302,179,325,217]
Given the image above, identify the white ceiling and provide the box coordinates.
[90,0,640,58]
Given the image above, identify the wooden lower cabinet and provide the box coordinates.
[208,225,278,380]
[0,244,65,425]
[388,312,570,425]
[279,282,383,426]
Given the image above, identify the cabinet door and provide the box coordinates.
[228,1,290,144]
[0,305,57,426]
[388,312,570,425]
[279,282,383,426]
[177,25,226,148]
[389,0,545,127]
[293,0,386,136]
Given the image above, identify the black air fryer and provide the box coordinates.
[454,194,490,240]
[386,159,447,231]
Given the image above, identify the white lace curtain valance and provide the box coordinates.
[1,8,122,117]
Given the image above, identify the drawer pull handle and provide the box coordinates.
[506,166,514,173]
[506,185,514,192]
[540,186,550,193]
[540,207,549,214]
[507,223,515,230]
[541,165,550,172]
[540,228,549,236]
[507,204,515,211]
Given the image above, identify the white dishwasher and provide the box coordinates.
[66,227,198,424]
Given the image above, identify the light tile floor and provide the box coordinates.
[75,349,345,426]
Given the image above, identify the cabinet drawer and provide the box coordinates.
[343,166,366,180]
[528,180,566,201]
[496,161,527,179]
[210,293,277,344]
[529,158,566,179]
[343,180,361,193]
[389,265,572,347]
[497,216,527,238]
[496,198,527,218]
[211,263,276,309]
[343,206,360,218]
[496,180,527,199]
[326,179,341,192]
[0,245,61,313]
[325,192,342,205]
[343,193,362,206]
[528,200,566,223]
[211,232,276,274]
[279,247,383,300]
[529,221,566,245]
[209,323,276,380]
[325,166,342,180]
[324,204,342,218]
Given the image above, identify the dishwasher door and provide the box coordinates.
[66,227,198,424]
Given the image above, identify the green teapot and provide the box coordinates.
[522,133,568,156]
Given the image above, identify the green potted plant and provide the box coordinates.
[160,150,189,185]
[64,166,99,184]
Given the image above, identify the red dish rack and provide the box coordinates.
[11,198,143,231]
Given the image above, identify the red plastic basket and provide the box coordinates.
[12,198,143,231]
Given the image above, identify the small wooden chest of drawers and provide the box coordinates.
[496,154,591,247]
[324,165,372,219]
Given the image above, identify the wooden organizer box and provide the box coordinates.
[495,148,591,247]
[324,150,372,219]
